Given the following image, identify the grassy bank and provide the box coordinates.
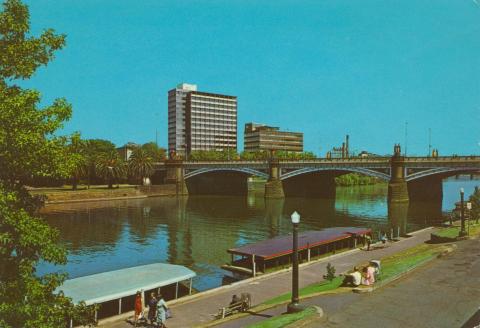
[29,184,137,193]
[431,222,480,239]
[29,184,177,203]
[263,277,343,306]
[261,242,446,307]
[378,243,439,281]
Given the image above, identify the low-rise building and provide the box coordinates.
[116,142,139,161]
[244,123,303,152]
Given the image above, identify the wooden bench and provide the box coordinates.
[216,293,251,319]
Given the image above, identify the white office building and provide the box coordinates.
[168,83,237,157]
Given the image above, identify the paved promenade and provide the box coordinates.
[218,233,480,328]
[307,236,480,328]
[102,227,436,328]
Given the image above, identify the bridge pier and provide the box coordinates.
[265,159,285,199]
[388,144,409,203]
[165,160,188,196]
[388,201,408,237]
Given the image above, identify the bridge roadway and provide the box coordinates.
[154,156,480,182]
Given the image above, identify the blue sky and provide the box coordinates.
[22,0,480,155]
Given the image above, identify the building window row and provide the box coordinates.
[191,108,237,116]
[191,116,236,123]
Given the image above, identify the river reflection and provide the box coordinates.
[37,177,479,291]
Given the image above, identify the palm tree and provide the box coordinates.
[128,148,154,185]
[68,134,88,190]
[95,150,126,188]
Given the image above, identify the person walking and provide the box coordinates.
[366,234,372,251]
[134,291,143,327]
[148,292,158,326]
[156,293,169,328]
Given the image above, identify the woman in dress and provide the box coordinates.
[362,265,375,286]
[156,293,169,328]
[134,291,143,327]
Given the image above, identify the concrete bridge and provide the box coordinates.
[153,145,480,203]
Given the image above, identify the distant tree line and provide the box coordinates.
[334,173,385,186]
[28,136,166,189]
[187,150,316,161]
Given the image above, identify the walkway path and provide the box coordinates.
[103,227,435,328]
[218,234,480,328]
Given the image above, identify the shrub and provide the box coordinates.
[326,263,336,281]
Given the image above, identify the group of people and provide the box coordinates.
[342,263,378,287]
[133,291,170,328]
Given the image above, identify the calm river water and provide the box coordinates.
[38,176,479,291]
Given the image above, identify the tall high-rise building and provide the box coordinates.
[168,83,197,156]
[168,83,237,156]
[244,123,303,152]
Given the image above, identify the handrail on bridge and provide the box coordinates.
[152,155,480,165]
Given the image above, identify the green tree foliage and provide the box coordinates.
[95,150,126,188]
[239,150,316,160]
[275,151,316,160]
[142,142,166,162]
[128,148,154,184]
[0,187,95,327]
[240,150,269,160]
[189,149,238,161]
[67,133,87,190]
[469,186,480,224]
[0,0,95,326]
[85,139,116,156]
[83,139,116,187]
[335,173,383,186]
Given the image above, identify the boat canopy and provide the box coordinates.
[59,263,196,305]
[228,227,371,260]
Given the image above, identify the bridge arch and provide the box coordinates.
[406,167,480,182]
[280,167,390,181]
[184,167,269,180]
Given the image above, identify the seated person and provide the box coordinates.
[362,265,375,286]
[230,294,241,305]
[342,266,362,287]
[380,232,387,244]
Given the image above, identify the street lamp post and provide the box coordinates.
[459,188,467,237]
[287,211,304,313]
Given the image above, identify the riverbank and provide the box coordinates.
[102,226,437,328]
[30,184,177,204]
[218,222,480,328]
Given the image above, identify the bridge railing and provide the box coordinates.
[405,156,480,162]
[179,157,392,164]
[152,155,480,166]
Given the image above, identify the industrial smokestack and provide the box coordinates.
[346,135,349,158]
